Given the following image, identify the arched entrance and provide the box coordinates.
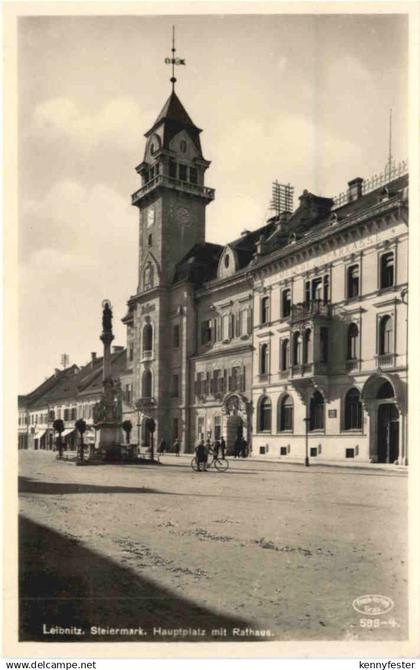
[377,403,399,463]
[223,393,251,455]
[361,375,404,464]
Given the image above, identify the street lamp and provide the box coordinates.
[303,415,310,467]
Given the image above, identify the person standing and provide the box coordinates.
[195,439,208,472]
[220,436,226,459]
[158,438,166,454]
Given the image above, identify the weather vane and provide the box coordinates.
[164,26,186,92]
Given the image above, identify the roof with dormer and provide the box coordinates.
[145,90,203,155]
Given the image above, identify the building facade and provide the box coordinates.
[125,85,409,464]
[18,348,130,451]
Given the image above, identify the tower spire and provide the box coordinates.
[164,25,186,92]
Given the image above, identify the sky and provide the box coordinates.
[18,12,408,393]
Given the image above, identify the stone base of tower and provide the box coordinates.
[94,422,122,461]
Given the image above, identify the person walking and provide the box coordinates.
[220,436,226,459]
[240,438,248,458]
[195,439,208,472]
[158,438,166,455]
[173,438,180,456]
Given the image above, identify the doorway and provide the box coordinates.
[377,403,399,463]
[226,415,243,455]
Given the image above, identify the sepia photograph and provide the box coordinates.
[4,2,419,660]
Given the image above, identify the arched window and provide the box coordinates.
[142,369,152,398]
[293,331,302,366]
[142,323,153,353]
[379,315,392,355]
[376,380,394,399]
[260,343,269,375]
[281,338,289,371]
[309,390,325,431]
[259,396,272,432]
[303,329,311,364]
[347,323,359,360]
[380,252,394,289]
[344,388,362,430]
[278,394,294,431]
[143,262,154,290]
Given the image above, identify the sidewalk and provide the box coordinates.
[161,452,408,473]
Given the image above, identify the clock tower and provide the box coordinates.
[132,89,215,292]
[126,79,215,451]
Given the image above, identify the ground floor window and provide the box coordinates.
[258,396,272,432]
[278,394,293,431]
[344,388,362,430]
[309,391,324,431]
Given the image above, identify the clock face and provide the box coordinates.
[176,207,191,226]
[146,208,155,228]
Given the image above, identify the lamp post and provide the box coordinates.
[304,415,310,467]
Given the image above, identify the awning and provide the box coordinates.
[34,430,46,440]
[61,428,75,438]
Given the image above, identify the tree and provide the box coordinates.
[122,420,133,445]
[75,419,87,462]
[53,419,65,459]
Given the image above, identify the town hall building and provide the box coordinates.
[122,80,409,465]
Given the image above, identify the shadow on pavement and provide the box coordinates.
[19,515,260,642]
[18,476,177,496]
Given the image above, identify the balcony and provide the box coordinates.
[376,353,396,369]
[290,300,331,324]
[132,175,215,205]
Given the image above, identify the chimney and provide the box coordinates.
[54,368,60,375]
[347,177,364,202]
[112,346,124,354]
[91,352,97,364]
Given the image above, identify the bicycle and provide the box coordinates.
[190,456,229,472]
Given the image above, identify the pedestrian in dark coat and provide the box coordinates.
[220,437,226,459]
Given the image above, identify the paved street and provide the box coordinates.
[18,451,407,642]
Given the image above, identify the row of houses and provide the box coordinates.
[18,348,132,451]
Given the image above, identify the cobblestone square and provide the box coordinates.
[18,452,408,642]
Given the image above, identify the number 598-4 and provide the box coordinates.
[360,618,380,628]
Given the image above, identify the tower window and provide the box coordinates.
[179,165,187,182]
[148,234,153,247]
[142,323,153,354]
[180,140,187,153]
[173,324,180,348]
[169,160,177,179]
[190,167,198,184]
[224,255,230,268]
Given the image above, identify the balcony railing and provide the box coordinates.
[290,300,331,323]
[132,175,215,204]
[376,353,396,369]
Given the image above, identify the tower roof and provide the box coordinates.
[145,91,201,138]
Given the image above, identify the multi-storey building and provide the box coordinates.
[18,348,130,450]
[125,81,409,464]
